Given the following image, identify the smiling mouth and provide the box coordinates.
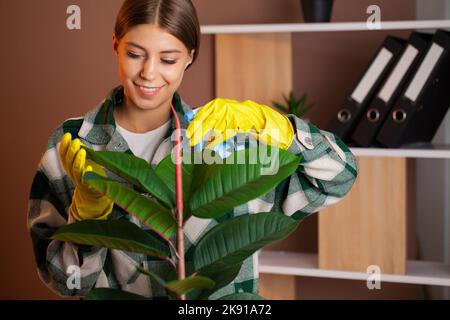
[135,83,164,96]
[139,86,160,93]
[136,83,163,91]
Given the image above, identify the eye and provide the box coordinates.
[126,51,141,59]
[162,59,176,65]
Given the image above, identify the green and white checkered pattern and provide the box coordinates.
[27,85,358,299]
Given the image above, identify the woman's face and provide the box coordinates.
[113,24,194,111]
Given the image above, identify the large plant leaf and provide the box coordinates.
[194,213,299,273]
[190,158,223,194]
[136,266,170,288]
[137,266,214,298]
[155,152,192,196]
[196,263,243,300]
[51,220,170,258]
[166,276,215,296]
[155,151,224,219]
[82,146,175,208]
[136,266,178,300]
[189,146,300,219]
[155,153,195,218]
[85,288,148,300]
[83,172,177,240]
[218,292,264,300]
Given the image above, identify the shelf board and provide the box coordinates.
[350,146,450,159]
[201,20,450,34]
[259,251,450,287]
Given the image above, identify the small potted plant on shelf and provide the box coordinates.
[272,90,314,122]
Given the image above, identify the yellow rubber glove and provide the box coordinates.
[59,133,114,221]
[186,98,295,150]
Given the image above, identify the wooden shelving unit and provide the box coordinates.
[207,18,450,298]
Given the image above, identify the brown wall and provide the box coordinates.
[0,0,422,299]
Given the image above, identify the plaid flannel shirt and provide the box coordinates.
[27,85,358,299]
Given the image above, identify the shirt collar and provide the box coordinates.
[78,85,193,151]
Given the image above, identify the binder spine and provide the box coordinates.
[327,36,406,142]
[351,33,433,147]
[376,30,450,148]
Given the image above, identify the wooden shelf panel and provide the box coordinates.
[259,251,450,287]
[201,20,450,34]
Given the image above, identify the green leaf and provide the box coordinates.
[166,276,215,296]
[136,266,169,288]
[51,220,170,258]
[155,153,193,198]
[189,146,300,219]
[82,146,175,208]
[155,151,226,220]
[289,91,295,105]
[138,265,215,298]
[155,153,195,218]
[272,101,288,113]
[218,292,265,300]
[303,102,314,115]
[85,288,148,300]
[194,213,299,273]
[136,266,179,300]
[298,94,314,117]
[196,263,243,300]
[84,172,177,240]
[155,151,231,219]
[293,102,300,116]
[190,160,222,195]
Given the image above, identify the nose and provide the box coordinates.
[140,57,157,81]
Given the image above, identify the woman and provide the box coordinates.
[28,0,358,299]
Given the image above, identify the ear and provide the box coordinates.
[112,33,119,56]
[185,49,195,69]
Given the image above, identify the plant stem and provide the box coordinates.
[177,224,185,299]
[167,237,180,261]
[170,101,186,300]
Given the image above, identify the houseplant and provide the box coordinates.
[272,90,314,120]
[51,138,302,300]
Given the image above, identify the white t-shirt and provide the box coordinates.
[116,120,172,163]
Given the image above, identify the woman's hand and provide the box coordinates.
[186,98,295,150]
[59,133,114,221]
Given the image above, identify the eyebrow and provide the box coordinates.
[126,41,182,54]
